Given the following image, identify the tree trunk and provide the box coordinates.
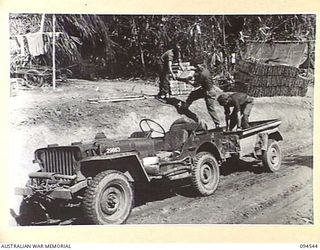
[140,45,146,76]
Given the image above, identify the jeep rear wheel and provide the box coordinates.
[83,170,134,225]
[262,139,282,172]
[191,152,220,196]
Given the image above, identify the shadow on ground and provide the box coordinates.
[165,97,199,122]
[134,178,197,206]
[282,155,313,168]
[220,158,266,176]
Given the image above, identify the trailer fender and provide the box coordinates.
[268,131,283,141]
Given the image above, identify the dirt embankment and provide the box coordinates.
[10,80,313,142]
[9,80,314,224]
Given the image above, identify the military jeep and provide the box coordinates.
[12,117,283,225]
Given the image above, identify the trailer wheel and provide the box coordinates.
[262,139,282,172]
[191,152,220,196]
[83,170,134,225]
[24,69,44,88]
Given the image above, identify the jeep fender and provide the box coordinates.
[196,142,223,163]
[80,152,150,183]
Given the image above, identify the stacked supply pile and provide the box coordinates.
[170,62,195,96]
[233,60,310,97]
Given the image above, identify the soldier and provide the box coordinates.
[157,44,184,100]
[179,63,221,129]
[217,92,254,131]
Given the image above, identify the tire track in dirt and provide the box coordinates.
[221,178,311,224]
[242,181,313,224]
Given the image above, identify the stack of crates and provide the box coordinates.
[169,62,195,96]
[233,60,310,97]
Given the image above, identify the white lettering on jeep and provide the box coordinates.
[105,147,121,154]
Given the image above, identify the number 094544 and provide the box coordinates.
[300,244,318,249]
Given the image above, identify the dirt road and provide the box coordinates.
[9,79,314,225]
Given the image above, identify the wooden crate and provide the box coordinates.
[170,62,195,96]
[170,80,194,96]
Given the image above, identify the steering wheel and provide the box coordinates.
[139,118,166,138]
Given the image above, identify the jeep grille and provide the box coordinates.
[35,147,80,175]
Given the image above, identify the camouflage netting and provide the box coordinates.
[233,60,310,97]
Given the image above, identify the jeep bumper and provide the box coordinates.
[14,180,87,200]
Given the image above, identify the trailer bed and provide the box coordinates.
[209,119,282,158]
[221,119,281,137]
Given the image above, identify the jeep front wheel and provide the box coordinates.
[191,152,220,196]
[83,170,134,225]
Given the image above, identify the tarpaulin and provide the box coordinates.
[244,42,308,68]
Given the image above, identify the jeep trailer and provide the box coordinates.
[12,118,282,225]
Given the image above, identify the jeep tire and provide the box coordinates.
[191,152,220,196]
[262,139,282,172]
[83,170,134,225]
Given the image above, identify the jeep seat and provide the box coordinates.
[163,129,188,151]
[170,117,204,133]
[129,131,149,138]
